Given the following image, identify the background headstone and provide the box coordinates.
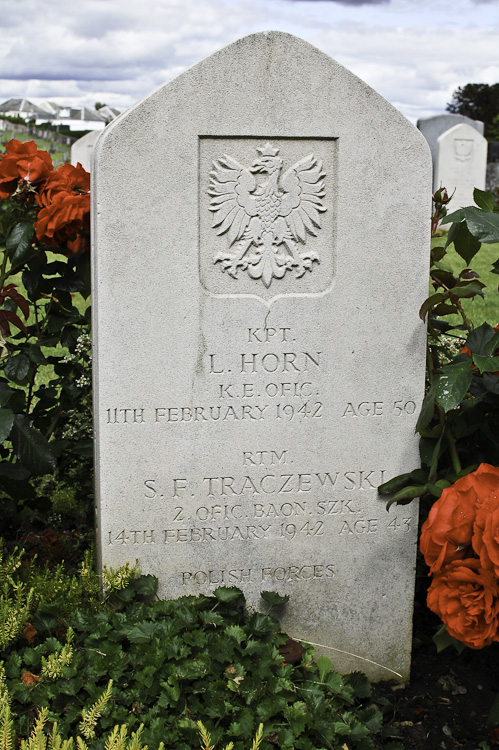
[71,130,101,172]
[435,123,487,210]
[93,31,431,681]
[417,113,484,186]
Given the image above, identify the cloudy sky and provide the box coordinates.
[1,0,498,123]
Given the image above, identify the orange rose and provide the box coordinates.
[427,558,499,648]
[36,162,90,206]
[472,466,499,575]
[35,192,90,252]
[420,472,478,573]
[34,161,90,253]
[0,140,52,198]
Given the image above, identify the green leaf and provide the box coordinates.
[377,473,411,495]
[347,671,372,699]
[6,222,34,267]
[27,343,49,365]
[433,623,465,653]
[485,331,499,356]
[225,625,246,644]
[449,280,485,299]
[419,292,448,321]
[415,381,438,432]
[474,188,495,212]
[127,621,158,643]
[213,586,244,603]
[431,246,446,262]
[445,219,462,249]
[463,206,499,243]
[316,655,332,682]
[443,208,467,225]
[260,590,289,607]
[453,221,481,265]
[4,353,30,384]
[427,479,452,498]
[0,407,14,442]
[228,707,254,737]
[435,362,473,412]
[472,354,499,373]
[483,373,499,394]
[466,322,497,355]
[0,383,13,406]
[332,721,351,736]
[131,574,159,597]
[11,414,57,474]
[386,485,426,510]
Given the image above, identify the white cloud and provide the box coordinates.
[0,0,497,122]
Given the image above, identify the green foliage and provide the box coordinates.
[380,188,499,506]
[446,82,499,139]
[1,564,382,750]
[0,143,93,545]
[0,547,100,654]
[0,695,264,750]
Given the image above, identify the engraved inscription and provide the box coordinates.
[209,143,326,288]
[179,564,336,586]
[123,449,411,549]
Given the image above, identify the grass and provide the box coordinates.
[0,126,71,167]
[432,233,499,328]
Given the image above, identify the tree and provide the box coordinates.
[94,101,106,111]
[447,83,499,139]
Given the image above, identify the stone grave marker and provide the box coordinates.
[435,123,487,211]
[417,113,484,180]
[92,31,431,681]
[71,130,101,172]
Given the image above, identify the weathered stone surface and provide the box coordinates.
[435,123,487,211]
[92,31,431,681]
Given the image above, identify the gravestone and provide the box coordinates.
[71,130,101,172]
[435,123,487,211]
[92,31,431,681]
[417,113,484,183]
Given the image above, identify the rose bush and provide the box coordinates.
[0,139,92,543]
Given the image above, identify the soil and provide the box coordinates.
[371,576,499,749]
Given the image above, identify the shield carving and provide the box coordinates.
[454,138,474,161]
[199,136,336,305]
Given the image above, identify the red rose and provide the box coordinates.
[472,466,499,575]
[0,140,52,198]
[420,472,478,573]
[35,192,90,252]
[36,162,90,206]
[34,161,90,253]
[427,558,499,648]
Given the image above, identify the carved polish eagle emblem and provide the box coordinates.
[208,143,327,288]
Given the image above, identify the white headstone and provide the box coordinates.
[417,113,484,171]
[435,123,487,209]
[71,130,101,172]
[92,31,431,681]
